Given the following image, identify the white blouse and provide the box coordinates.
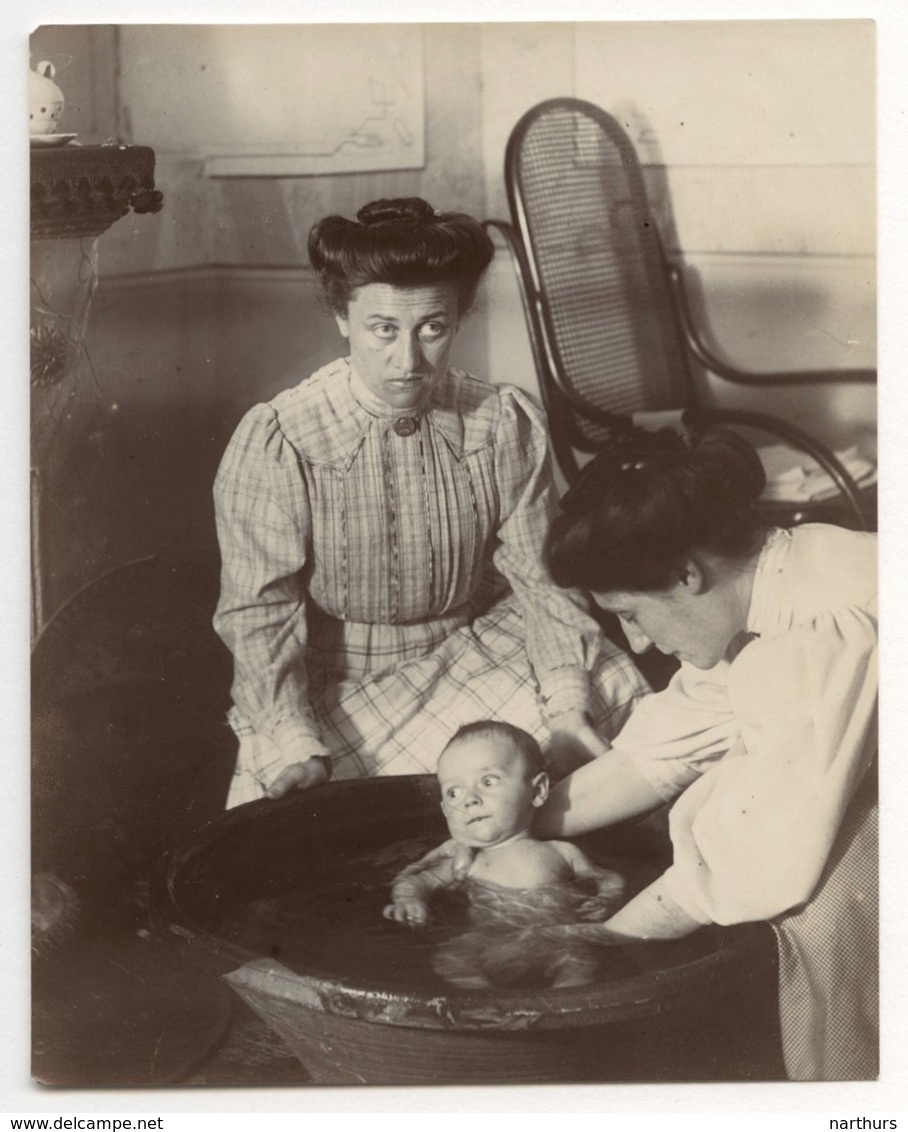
[612,524,878,926]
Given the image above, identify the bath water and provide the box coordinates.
[218,834,713,993]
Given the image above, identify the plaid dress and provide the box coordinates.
[214,359,648,805]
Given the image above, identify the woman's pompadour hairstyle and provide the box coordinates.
[308,197,495,317]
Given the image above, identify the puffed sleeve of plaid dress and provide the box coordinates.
[490,385,638,721]
[213,401,331,775]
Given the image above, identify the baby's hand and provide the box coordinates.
[382,897,430,928]
[450,841,475,881]
[397,838,475,883]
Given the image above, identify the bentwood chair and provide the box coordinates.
[484,98,877,531]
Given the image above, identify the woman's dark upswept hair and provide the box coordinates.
[308,197,495,316]
[545,426,767,594]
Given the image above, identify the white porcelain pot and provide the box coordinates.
[30,61,65,136]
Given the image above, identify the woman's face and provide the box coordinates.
[335,283,460,411]
[594,573,742,670]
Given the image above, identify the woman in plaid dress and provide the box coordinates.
[538,427,878,1080]
[213,197,648,808]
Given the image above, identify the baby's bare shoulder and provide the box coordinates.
[544,839,599,872]
[513,838,584,872]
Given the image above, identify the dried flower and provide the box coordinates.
[30,324,70,388]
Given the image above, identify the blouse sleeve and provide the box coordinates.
[212,404,330,769]
[491,386,605,717]
[655,605,878,926]
[611,662,741,800]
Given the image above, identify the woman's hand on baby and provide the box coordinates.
[546,711,611,778]
[264,756,331,799]
[383,897,430,927]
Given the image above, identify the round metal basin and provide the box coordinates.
[156,775,783,1085]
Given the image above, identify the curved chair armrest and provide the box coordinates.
[483,219,547,351]
[685,407,869,531]
[667,263,877,387]
[483,217,523,258]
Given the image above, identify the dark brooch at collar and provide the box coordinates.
[392,416,420,437]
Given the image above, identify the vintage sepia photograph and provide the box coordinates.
[24,14,882,1101]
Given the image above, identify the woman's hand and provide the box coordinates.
[545,710,611,778]
[264,756,331,799]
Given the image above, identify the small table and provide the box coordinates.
[30,142,162,241]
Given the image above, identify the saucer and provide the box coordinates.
[30,133,78,148]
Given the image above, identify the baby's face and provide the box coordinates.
[437,737,545,848]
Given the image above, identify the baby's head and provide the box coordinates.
[436,722,549,848]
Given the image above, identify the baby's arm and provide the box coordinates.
[383,840,459,926]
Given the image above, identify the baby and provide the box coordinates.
[383,721,625,989]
